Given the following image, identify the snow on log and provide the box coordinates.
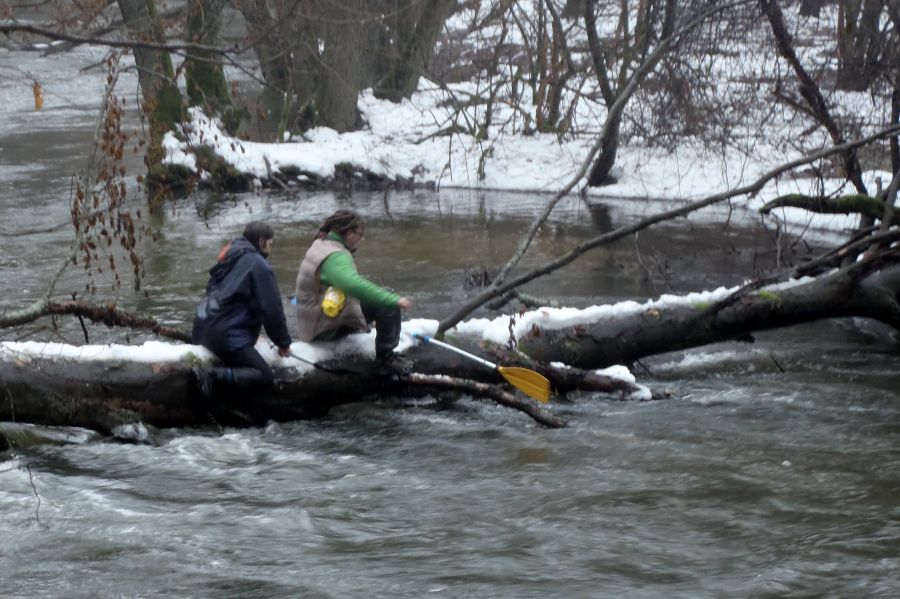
[515,265,900,369]
[0,327,578,432]
[9,262,892,436]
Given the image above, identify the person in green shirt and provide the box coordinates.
[293,210,412,371]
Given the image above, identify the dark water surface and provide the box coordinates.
[2,47,899,599]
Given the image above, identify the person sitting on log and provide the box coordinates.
[190,221,293,399]
[293,210,412,374]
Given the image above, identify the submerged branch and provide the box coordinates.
[401,372,566,428]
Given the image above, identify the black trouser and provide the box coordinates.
[214,344,275,395]
[362,303,402,359]
[314,304,402,359]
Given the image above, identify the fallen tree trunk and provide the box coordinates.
[2,263,897,434]
[517,264,900,369]
[0,340,581,433]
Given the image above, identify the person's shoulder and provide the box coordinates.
[247,252,273,270]
[317,238,348,251]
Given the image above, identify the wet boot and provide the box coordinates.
[228,367,273,394]
[374,350,413,376]
[189,367,233,402]
[189,367,257,426]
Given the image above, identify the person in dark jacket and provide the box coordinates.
[191,221,293,399]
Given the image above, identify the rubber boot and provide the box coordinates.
[228,367,274,393]
[189,367,233,401]
[374,350,413,376]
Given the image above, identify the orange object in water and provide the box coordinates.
[32,81,44,111]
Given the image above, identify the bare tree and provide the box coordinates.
[234,0,458,135]
[835,0,891,91]
[116,0,185,168]
[184,0,237,129]
[374,0,457,102]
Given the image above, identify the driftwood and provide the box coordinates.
[0,315,675,433]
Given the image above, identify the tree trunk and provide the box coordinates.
[800,0,830,18]
[3,263,898,432]
[519,264,900,369]
[836,0,886,92]
[317,0,367,132]
[184,0,236,129]
[237,0,320,138]
[0,343,597,432]
[117,0,184,168]
[587,112,622,185]
[582,0,681,187]
[893,73,900,174]
[374,0,454,102]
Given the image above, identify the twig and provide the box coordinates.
[25,463,42,527]
[401,372,566,428]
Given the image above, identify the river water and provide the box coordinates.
[2,45,899,598]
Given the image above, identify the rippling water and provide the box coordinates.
[2,46,899,598]
[2,334,898,598]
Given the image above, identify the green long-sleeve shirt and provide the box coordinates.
[319,232,400,309]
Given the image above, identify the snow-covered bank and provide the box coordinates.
[156,2,894,238]
[163,88,888,238]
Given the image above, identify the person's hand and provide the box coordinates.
[397,297,412,311]
[277,345,292,358]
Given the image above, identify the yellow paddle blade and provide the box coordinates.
[497,366,551,403]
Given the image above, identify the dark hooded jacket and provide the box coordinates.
[191,236,292,354]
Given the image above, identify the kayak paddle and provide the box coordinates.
[411,333,551,403]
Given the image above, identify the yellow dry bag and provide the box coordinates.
[321,286,346,317]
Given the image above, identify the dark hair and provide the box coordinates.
[243,221,274,249]
[316,210,365,240]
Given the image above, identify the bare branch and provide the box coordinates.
[488,0,752,291]
[437,123,900,334]
[0,23,232,55]
[401,372,566,428]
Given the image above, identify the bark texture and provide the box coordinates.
[518,265,900,369]
[116,0,184,167]
[0,344,579,433]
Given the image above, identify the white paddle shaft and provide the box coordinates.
[413,333,497,370]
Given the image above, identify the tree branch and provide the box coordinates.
[760,193,887,220]
[401,372,566,428]
[0,23,231,55]
[0,300,190,342]
[487,0,753,291]
[436,123,900,334]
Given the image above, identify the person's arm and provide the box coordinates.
[319,252,400,308]
[251,259,293,349]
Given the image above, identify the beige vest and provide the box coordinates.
[294,238,368,342]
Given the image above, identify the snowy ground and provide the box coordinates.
[160,3,892,239]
